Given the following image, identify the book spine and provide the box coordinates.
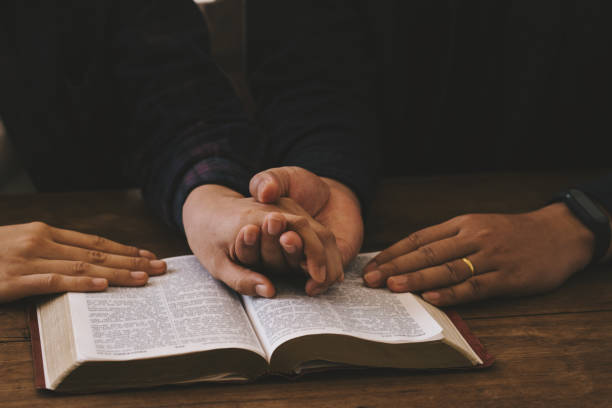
[445,310,495,368]
[27,305,47,389]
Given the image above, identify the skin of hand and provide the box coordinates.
[235,166,364,273]
[0,222,166,304]
[182,183,344,297]
[362,203,610,306]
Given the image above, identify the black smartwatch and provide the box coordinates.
[553,188,611,264]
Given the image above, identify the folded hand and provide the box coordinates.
[244,167,363,264]
[182,184,344,297]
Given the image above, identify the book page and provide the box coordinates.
[242,253,442,356]
[68,255,265,361]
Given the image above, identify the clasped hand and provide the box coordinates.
[183,167,363,297]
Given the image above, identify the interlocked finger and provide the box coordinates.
[261,213,288,272]
[305,232,343,296]
[284,214,327,283]
[302,219,343,295]
[279,231,305,270]
[234,224,261,266]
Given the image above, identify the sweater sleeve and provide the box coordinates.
[246,0,380,212]
[111,0,263,231]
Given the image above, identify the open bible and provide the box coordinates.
[29,253,493,392]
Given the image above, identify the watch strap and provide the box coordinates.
[554,189,611,264]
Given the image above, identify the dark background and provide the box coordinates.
[208,1,611,177]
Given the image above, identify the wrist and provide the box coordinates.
[182,184,243,228]
[539,203,596,269]
[551,189,612,265]
[321,177,362,212]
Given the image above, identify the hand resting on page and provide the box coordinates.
[0,222,166,303]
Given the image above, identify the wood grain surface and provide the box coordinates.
[1,171,611,407]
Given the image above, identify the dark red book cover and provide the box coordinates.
[445,309,495,368]
[27,305,46,389]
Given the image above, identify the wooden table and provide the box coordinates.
[2,171,611,407]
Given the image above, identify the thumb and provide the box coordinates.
[249,167,289,204]
[249,167,330,215]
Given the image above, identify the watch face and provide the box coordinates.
[569,189,609,224]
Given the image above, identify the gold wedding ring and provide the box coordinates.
[461,257,475,276]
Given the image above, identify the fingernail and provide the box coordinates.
[244,229,257,246]
[422,292,440,302]
[131,271,148,280]
[255,284,270,298]
[150,260,165,269]
[316,265,327,283]
[363,260,378,273]
[139,249,156,259]
[283,243,296,254]
[364,270,382,286]
[257,179,268,200]
[387,275,409,290]
[268,217,282,235]
[92,278,107,288]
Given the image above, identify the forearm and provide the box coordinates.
[112,0,263,230]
